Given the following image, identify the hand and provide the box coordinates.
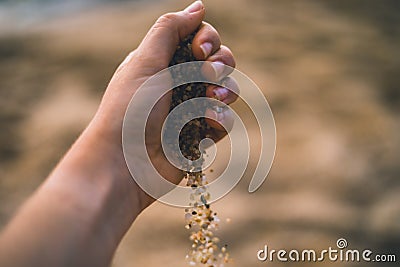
[91,0,238,208]
[0,2,239,267]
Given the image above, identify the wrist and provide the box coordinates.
[49,118,145,240]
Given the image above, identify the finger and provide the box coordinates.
[132,1,205,74]
[206,45,236,68]
[201,46,236,82]
[192,22,221,60]
[206,77,239,104]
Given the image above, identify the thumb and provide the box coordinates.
[136,1,205,71]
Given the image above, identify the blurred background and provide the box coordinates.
[0,0,399,266]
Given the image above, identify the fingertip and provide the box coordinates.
[221,76,240,103]
[192,22,221,60]
[179,2,205,42]
[213,87,229,101]
[202,61,227,82]
[139,3,205,67]
[199,42,213,58]
[184,1,204,14]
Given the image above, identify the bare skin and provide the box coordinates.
[0,1,238,267]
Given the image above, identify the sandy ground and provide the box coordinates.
[0,0,399,266]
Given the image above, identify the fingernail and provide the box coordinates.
[200,42,212,58]
[212,105,225,122]
[211,61,225,81]
[213,109,225,122]
[213,87,229,100]
[185,1,203,13]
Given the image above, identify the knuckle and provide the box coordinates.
[116,50,137,73]
[208,46,236,69]
[155,12,178,26]
[202,21,218,35]
[223,77,240,95]
[220,45,236,66]
[197,21,221,45]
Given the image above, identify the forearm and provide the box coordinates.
[0,120,141,267]
[0,2,229,266]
